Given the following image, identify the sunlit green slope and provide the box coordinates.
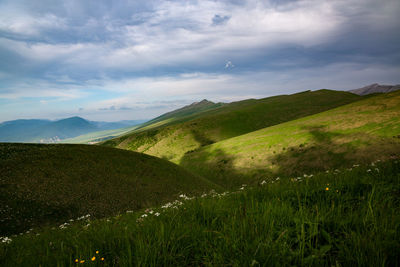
[181,91,400,187]
[0,143,217,235]
[103,90,362,163]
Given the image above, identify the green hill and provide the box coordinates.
[103,90,362,163]
[0,143,217,236]
[181,91,400,187]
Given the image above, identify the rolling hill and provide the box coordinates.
[103,90,362,163]
[0,143,217,235]
[180,90,400,187]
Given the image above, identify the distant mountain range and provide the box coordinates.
[349,83,400,95]
[0,117,146,143]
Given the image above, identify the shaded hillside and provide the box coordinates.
[136,99,225,131]
[103,90,362,163]
[181,91,400,187]
[0,143,217,235]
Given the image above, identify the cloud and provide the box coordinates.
[212,14,231,26]
[0,0,399,122]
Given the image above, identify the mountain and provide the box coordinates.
[349,83,400,95]
[0,143,218,235]
[0,117,146,143]
[102,90,362,163]
[181,90,400,187]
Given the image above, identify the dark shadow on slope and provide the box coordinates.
[180,130,245,188]
[181,125,400,188]
[272,125,400,176]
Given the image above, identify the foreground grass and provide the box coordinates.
[1,159,399,266]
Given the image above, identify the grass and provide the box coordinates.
[0,143,218,236]
[1,159,399,266]
[181,90,400,187]
[103,90,362,163]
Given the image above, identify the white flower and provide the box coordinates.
[141,214,148,218]
[367,169,371,172]
[155,212,160,216]
[1,237,12,244]
[260,180,267,185]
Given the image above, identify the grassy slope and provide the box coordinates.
[0,143,218,236]
[60,125,139,144]
[181,91,400,187]
[1,160,399,266]
[103,90,362,163]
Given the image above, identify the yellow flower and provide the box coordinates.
[91,256,96,261]
[75,259,79,263]
[101,257,105,261]
[80,260,85,263]
[96,251,99,254]
[325,187,329,191]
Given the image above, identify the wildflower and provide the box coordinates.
[80,260,85,263]
[325,187,329,191]
[91,256,96,261]
[141,214,148,218]
[260,180,267,185]
[101,258,105,261]
[75,259,79,263]
[367,169,371,172]
[239,187,245,190]
[155,212,160,216]
[276,177,280,180]
[96,251,99,254]
[0,237,12,244]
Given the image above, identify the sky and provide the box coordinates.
[0,0,399,122]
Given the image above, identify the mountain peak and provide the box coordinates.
[349,83,400,95]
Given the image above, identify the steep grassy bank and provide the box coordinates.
[1,159,399,266]
[103,90,362,163]
[0,143,217,236]
[181,91,400,187]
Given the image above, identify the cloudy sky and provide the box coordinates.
[1,0,399,122]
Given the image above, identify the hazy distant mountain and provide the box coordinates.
[349,83,400,95]
[0,117,146,143]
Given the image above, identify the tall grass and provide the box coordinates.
[1,160,399,266]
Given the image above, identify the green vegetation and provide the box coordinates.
[1,90,399,266]
[181,91,400,187]
[103,90,362,163]
[0,143,217,236]
[1,160,399,266]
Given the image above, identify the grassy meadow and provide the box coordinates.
[1,159,399,266]
[103,90,362,163]
[1,90,399,266]
[181,90,400,187]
